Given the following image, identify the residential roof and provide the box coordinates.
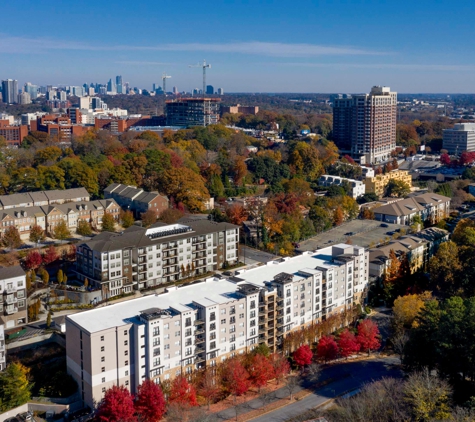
[412,192,450,205]
[0,266,25,280]
[374,198,426,217]
[0,188,90,208]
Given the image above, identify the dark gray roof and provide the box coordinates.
[0,266,25,280]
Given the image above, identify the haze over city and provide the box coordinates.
[2,0,475,92]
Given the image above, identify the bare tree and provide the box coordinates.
[392,331,409,363]
[306,362,321,384]
[284,374,300,401]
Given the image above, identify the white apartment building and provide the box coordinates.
[0,266,27,329]
[319,175,366,199]
[443,123,475,154]
[0,325,5,371]
[75,220,240,298]
[66,243,368,408]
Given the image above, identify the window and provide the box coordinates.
[125,380,129,386]
[221,309,226,315]
[100,336,104,341]
[101,356,105,362]
[175,321,180,326]
[102,367,105,372]
[125,360,129,365]
[101,346,105,352]
[221,319,226,324]
[124,330,127,335]
[124,350,128,356]
[124,340,128,346]
[239,313,244,319]
[102,387,106,393]
[164,324,169,329]
[175,331,180,337]
[102,378,105,384]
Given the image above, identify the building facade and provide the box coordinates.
[0,325,5,370]
[318,175,366,199]
[1,80,18,104]
[67,243,368,408]
[0,120,28,147]
[364,169,412,197]
[0,266,27,329]
[333,86,397,164]
[166,98,220,127]
[443,123,475,154]
[0,188,90,210]
[75,220,240,297]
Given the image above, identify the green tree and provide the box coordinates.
[52,220,71,242]
[37,165,65,190]
[76,219,93,236]
[101,212,116,232]
[58,158,99,196]
[0,363,32,411]
[29,225,45,246]
[385,179,411,198]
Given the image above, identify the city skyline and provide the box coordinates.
[1,1,475,92]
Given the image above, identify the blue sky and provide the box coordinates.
[1,0,475,93]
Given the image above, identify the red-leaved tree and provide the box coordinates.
[357,320,381,355]
[42,245,59,265]
[24,250,43,270]
[338,329,361,358]
[220,357,251,397]
[168,375,198,407]
[198,368,221,410]
[135,379,166,422]
[440,153,451,166]
[270,353,290,384]
[317,335,339,363]
[248,353,275,391]
[293,344,313,368]
[96,385,136,422]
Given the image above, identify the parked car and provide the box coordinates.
[380,223,389,228]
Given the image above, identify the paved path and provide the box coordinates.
[209,356,402,422]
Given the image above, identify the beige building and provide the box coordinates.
[0,266,27,329]
[364,169,412,197]
[66,243,369,409]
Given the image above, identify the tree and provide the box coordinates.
[24,250,42,270]
[46,310,52,328]
[270,353,290,384]
[135,379,166,422]
[2,226,21,249]
[57,269,64,285]
[42,245,59,265]
[0,363,32,411]
[293,344,313,368]
[52,220,71,242]
[226,204,248,226]
[393,293,429,329]
[429,241,462,296]
[333,207,344,226]
[159,208,184,224]
[101,212,116,232]
[77,219,93,236]
[84,278,89,288]
[220,358,251,398]
[120,210,135,228]
[39,267,49,284]
[29,225,45,246]
[168,375,198,407]
[317,335,339,362]
[284,374,300,401]
[385,179,411,198]
[338,329,361,358]
[356,320,381,355]
[96,385,136,422]
[248,353,275,392]
[198,368,221,410]
[141,209,158,228]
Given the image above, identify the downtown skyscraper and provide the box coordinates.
[1,79,18,104]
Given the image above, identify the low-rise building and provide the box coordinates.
[364,169,412,197]
[104,184,169,218]
[66,243,368,408]
[75,219,240,297]
[0,188,90,210]
[443,123,475,154]
[319,175,366,199]
[30,114,89,143]
[0,120,28,147]
[0,266,27,329]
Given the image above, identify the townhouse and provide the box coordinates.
[75,219,240,298]
[0,266,27,329]
[0,199,121,240]
[0,188,90,210]
[66,243,368,408]
[104,184,169,218]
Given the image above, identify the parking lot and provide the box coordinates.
[298,219,408,251]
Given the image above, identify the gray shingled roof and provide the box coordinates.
[0,266,25,279]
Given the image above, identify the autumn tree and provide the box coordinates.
[333,207,344,226]
[52,220,71,242]
[101,212,116,232]
[96,385,136,422]
[24,250,42,270]
[29,225,45,246]
[225,203,248,225]
[338,329,360,358]
[357,320,381,355]
[247,353,275,392]
[77,219,93,236]
[135,379,166,422]
[293,344,313,368]
[317,335,339,362]
[46,311,52,329]
[2,226,22,249]
[0,363,32,411]
[198,368,221,410]
[141,209,158,228]
[168,375,198,407]
[57,269,64,285]
[385,179,411,198]
[270,353,290,384]
[429,241,462,296]
[42,245,59,265]
[159,208,184,224]
[220,357,251,399]
[120,210,135,228]
[393,292,431,329]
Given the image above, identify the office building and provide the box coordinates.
[333,86,397,164]
[443,123,475,154]
[24,82,38,100]
[0,120,28,147]
[107,79,116,94]
[221,105,259,115]
[67,243,368,408]
[75,219,239,296]
[30,114,88,142]
[172,86,178,95]
[364,169,412,197]
[21,112,47,127]
[1,80,18,104]
[0,266,27,329]
[116,76,123,94]
[206,85,214,95]
[58,91,67,101]
[166,98,220,127]
[217,88,224,95]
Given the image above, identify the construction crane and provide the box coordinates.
[188,59,211,96]
[162,72,171,95]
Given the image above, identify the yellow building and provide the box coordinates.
[364,169,412,197]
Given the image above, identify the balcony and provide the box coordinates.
[5,296,17,305]
[195,344,205,353]
[5,306,18,315]
[6,286,16,294]
[195,356,205,363]
[195,337,205,344]
[194,319,205,326]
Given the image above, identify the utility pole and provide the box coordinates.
[188,59,211,96]
[162,73,171,95]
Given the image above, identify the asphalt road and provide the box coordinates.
[240,246,277,266]
[250,356,402,422]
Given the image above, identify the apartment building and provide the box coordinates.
[319,175,366,199]
[0,199,121,240]
[0,188,90,210]
[66,243,368,408]
[373,192,450,226]
[333,86,397,164]
[0,266,27,329]
[364,169,412,197]
[75,220,240,298]
[0,325,5,371]
[104,184,169,218]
